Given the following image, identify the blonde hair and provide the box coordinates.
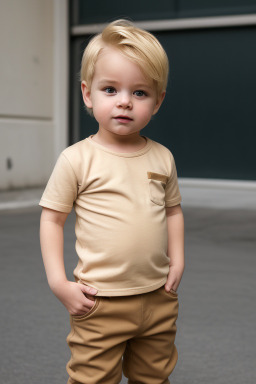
[81,19,169,115]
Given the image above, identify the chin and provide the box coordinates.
[109,128,139,136]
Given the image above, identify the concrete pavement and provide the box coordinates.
[0,181,256,383]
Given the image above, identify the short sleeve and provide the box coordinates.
[165,153,182,207]
[39,153,78,213]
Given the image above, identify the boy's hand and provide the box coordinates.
[165,264,184,293]
[51,280,98,316]
[165,204,184,294]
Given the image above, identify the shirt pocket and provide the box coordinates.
[147,171,169,206]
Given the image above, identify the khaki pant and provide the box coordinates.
[66,286,179,384]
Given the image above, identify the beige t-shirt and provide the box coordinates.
[39,135,182,296]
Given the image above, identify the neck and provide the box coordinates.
[91,130,147,153]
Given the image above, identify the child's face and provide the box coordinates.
[82,47,165,138]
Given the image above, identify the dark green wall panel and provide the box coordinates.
[70,0,256,180]
[151,28,256,180]
[70,26,256,180]
[72,0,176,25]
[178,0,256,17]
[71,0,256,25]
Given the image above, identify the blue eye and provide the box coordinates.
[104,87,116,94]
[134,90,146,97]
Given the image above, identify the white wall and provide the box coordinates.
[0,0,68,190]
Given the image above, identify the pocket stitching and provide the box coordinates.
[72,298,100,321]
[147,172,169,184]
[169,289,178,297]
[147,172,168,206]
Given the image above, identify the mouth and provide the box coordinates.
[114,115,133,122]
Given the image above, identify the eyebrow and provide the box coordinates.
[98,79,118,86]
[98,79,153,89]
[99,79,117,84]
[134,83,153,90]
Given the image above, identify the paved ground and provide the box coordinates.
[0,186,256,383]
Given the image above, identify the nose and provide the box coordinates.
[116,91,132,109]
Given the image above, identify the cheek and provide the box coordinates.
[137,104,155,122]
[92,100,111,122]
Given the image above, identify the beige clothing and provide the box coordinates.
[39,135,181,296]
[66,286,179,384]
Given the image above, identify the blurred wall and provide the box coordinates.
[70,1,256,181]
[0,0,68,190]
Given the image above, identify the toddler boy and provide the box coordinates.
[39,19,184,384]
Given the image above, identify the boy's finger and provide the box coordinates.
[164,284,172,292]
[78,283,98,296]
[165,279,175,292]
[84,296,96,309]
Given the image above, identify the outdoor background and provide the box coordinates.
[0,1,256,384]
[1,0,256,190]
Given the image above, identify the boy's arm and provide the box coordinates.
[40,207,97,315]
[165,204,184,293]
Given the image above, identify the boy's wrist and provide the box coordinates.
[165,263,185,292]
[169,261,184,272]
[168,263,185,281]
[49,276,68,293]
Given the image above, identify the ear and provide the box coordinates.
[81,81,93,108]
[152,91,166,115]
